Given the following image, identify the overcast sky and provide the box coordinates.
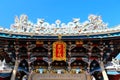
[0,0,120,28]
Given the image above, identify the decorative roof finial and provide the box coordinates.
[58,34,62,40]
[55,20,61,27]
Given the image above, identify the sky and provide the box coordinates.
[0,0,120,28]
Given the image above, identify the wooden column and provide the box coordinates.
[67,42,73,72]
[11,41,20,80]
[67,42,76,73]
[27,42,34,80]
[87,49,92,80]
[84,42,93,80]
[27,42,32,72]
[100,51,109,80]
[4,40,8,53]
[68,51,71,71]
[48,42,52,72]
[100,61,109,80]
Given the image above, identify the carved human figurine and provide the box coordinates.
[12,16,20,30]
[15,16,19,24]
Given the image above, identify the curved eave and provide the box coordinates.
[0,31,120,40]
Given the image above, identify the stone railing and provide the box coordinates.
[30,73,87,80]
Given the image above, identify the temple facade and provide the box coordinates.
[0,14,120,80]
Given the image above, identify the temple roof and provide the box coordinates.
[0,14,120,39]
